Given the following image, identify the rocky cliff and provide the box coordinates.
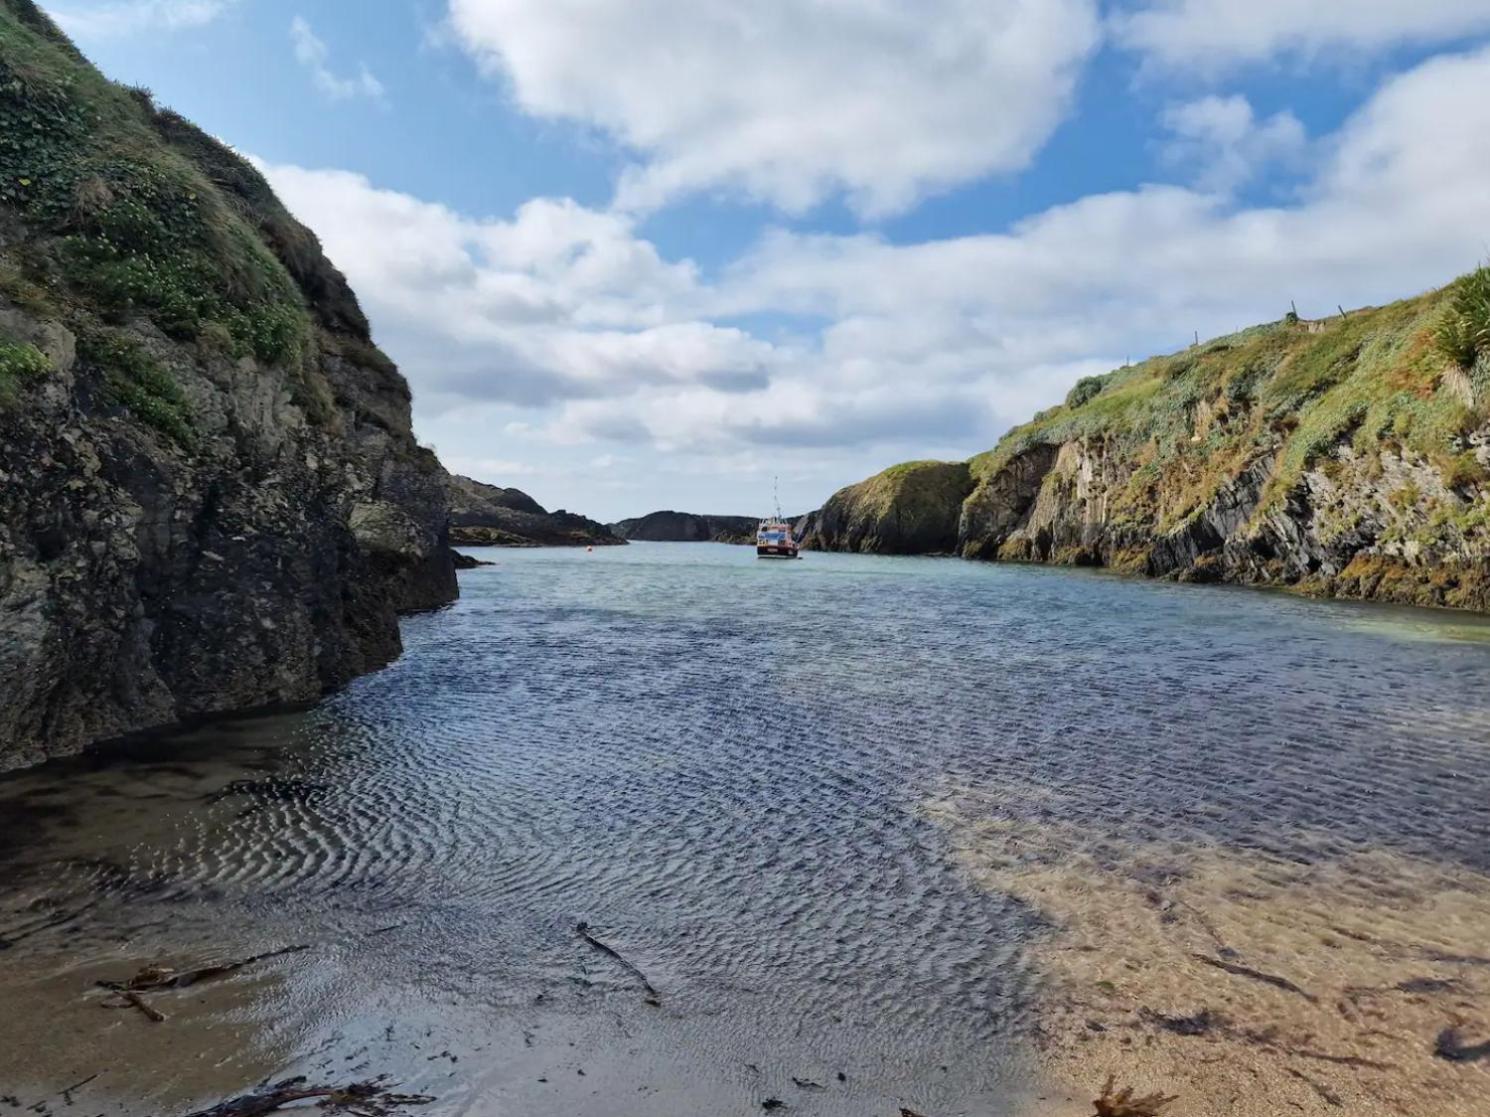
[610,510,758,544]
[799,461,972,554]
[806,273,1490,610]
[0,2,457,769]
[447,474,622,547]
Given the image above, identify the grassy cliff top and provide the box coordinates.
[0,0,375,376]
[959,271,1489,526]
[832,459,973,518]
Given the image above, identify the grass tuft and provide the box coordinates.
[78,326,193,445]
[1435,266,1490,372]
[0,326,51,403]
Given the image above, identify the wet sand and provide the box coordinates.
[927,784,1490,1115]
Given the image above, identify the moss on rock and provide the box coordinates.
[804,460,973,554]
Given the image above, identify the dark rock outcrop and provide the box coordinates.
[802,277,1490,611]
[0,4,456,770]
[447,474,622,548]
[610,510,758,544]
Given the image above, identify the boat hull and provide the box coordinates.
[756,546,800,559]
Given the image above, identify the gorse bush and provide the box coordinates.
[1065,375,1106,409]
[1435,266,1490,371]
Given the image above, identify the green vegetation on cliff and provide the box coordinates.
[0,2,458,766]
[77,327,192,444]
[814,270,1490,610]
[805,459,973,554]
[0,325,49,402]
[1436,265,1490,373]
[0,0,372,428]
[970,279,1486,535]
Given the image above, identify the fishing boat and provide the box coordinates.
[756,517,800,559]
[757,479,801,559]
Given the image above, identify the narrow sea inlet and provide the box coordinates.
[2,544,1489,1116]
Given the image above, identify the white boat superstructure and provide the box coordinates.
[756,477,801,559]
[756,518,800,559]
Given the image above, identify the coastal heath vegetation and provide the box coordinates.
[0,0,340,429]
[972,273,1490,525]
[1435,264,1490,376]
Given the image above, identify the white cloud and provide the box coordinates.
[1112,0,1490,69]
[264,45,1490,516]
[259,162,753,407]
[290,16,385,102]
[445,0,1101,218]
[1161,95,1306,193]
[45,0,233,36]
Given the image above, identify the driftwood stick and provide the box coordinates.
[99,944,309,993]
[122,990,165,1022]
[1174,899,1228,953]
[576,922,659,998]
[59,1072,100,1101]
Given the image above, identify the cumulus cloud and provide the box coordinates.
[46,0,233,36]
[1160,95,1306,193]
[290,16,385,102]
[444,0,1101,218]
[259,162,765,406]
[264,45,1490,502]
[1112,0,1490,69]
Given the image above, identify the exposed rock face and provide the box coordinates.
[801,461,973,555]
[447,474,622,548]
[806,280,1490,610]
[610,510,758,544]
[0,4,456,770]
[957,431,1490,610]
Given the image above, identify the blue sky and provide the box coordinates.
[45,0,1490,520]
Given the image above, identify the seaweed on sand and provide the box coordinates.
[1093,1074,1179,1116]
[179,1077,432,1117]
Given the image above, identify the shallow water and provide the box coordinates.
[2,544,1489,1116]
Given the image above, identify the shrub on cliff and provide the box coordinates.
[1435,265,1490,373]
[1065,375,1106,409]
[0,327,49,402]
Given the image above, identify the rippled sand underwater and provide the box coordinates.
[925,788,1490,1116]
[2,543,1489,1116]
